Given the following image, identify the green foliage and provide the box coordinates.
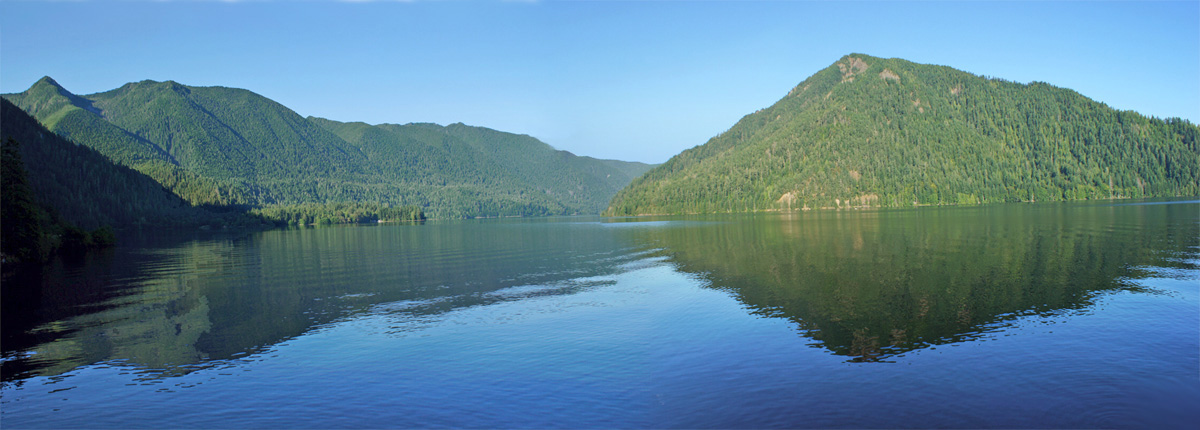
[59,225,94,251]
[90,226,117,247]
[3,78,173,165]
[3,79,654,220]
[1,134,123,263]
[2,138,48,263]
[606,54,1200,215]
[1,98,263,239]
[251,202,425,226]
[311,118,654,217]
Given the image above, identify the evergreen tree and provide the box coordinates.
[1,138,46,263]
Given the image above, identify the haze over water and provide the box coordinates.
[2,199,1197,428]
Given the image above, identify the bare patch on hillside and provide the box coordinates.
[879,69,900,82]
[777,191,798,207]
[838,56,870,82]
[912,98,924,113]
[848,170,861,181]
[950,84,963,95]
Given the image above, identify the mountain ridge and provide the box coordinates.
[4,78,653,219]
[309,117,651,216]
[606,53,1199,215]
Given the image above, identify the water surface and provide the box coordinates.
[3,200,1198,428]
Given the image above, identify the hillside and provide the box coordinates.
[606,54,1199,215]
[311,118,653,217]
[1,98,260,261]
[4,79,652,219]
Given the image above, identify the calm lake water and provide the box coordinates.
[2,199,1198,428]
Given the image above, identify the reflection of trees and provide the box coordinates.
[4,240,228,382]
[4,221,638,382]
[630,203,1197,361]
[195,223,637,359]
[26,297,212,379]
[5,203,1193,381]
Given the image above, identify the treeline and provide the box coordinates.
[607,54,1199,215]
[252,202,425,226]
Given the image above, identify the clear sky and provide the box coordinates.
[2,1,1197,164]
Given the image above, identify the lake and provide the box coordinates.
[2,199,1198,428]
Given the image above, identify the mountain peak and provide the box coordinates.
[34,76,63,89]
[16,75,97,115]
[28,76,74,99]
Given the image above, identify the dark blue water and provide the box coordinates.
[2,200,1198,428]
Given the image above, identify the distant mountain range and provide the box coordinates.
[3,78,653,220]
[606,54,1198,215]
[4,53,1197,236]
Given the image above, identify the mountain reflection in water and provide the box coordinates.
[2,220,642,382]
[616,202,1197,361]
[1,201,1197,429]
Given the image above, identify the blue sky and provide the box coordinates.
[2,1,1197,164]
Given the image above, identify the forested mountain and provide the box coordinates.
[311,118,652,217]
[1,98,261,261]
[606,54,1199,215]
[4,78,652,219]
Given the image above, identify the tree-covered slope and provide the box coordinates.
[3,77,174,166]
[607,54,1200,215]
[4,79,652,219]
[83,81,368,189]
[311,118,653,217]
[4,78,261,207]
[0,98,253,240]
[441,123,652,197]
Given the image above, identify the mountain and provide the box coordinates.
[4,79,653,219]
[4,77,376,207]
[606,54,1199,215]
[1,98,259,261]
[310,118,653,217]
